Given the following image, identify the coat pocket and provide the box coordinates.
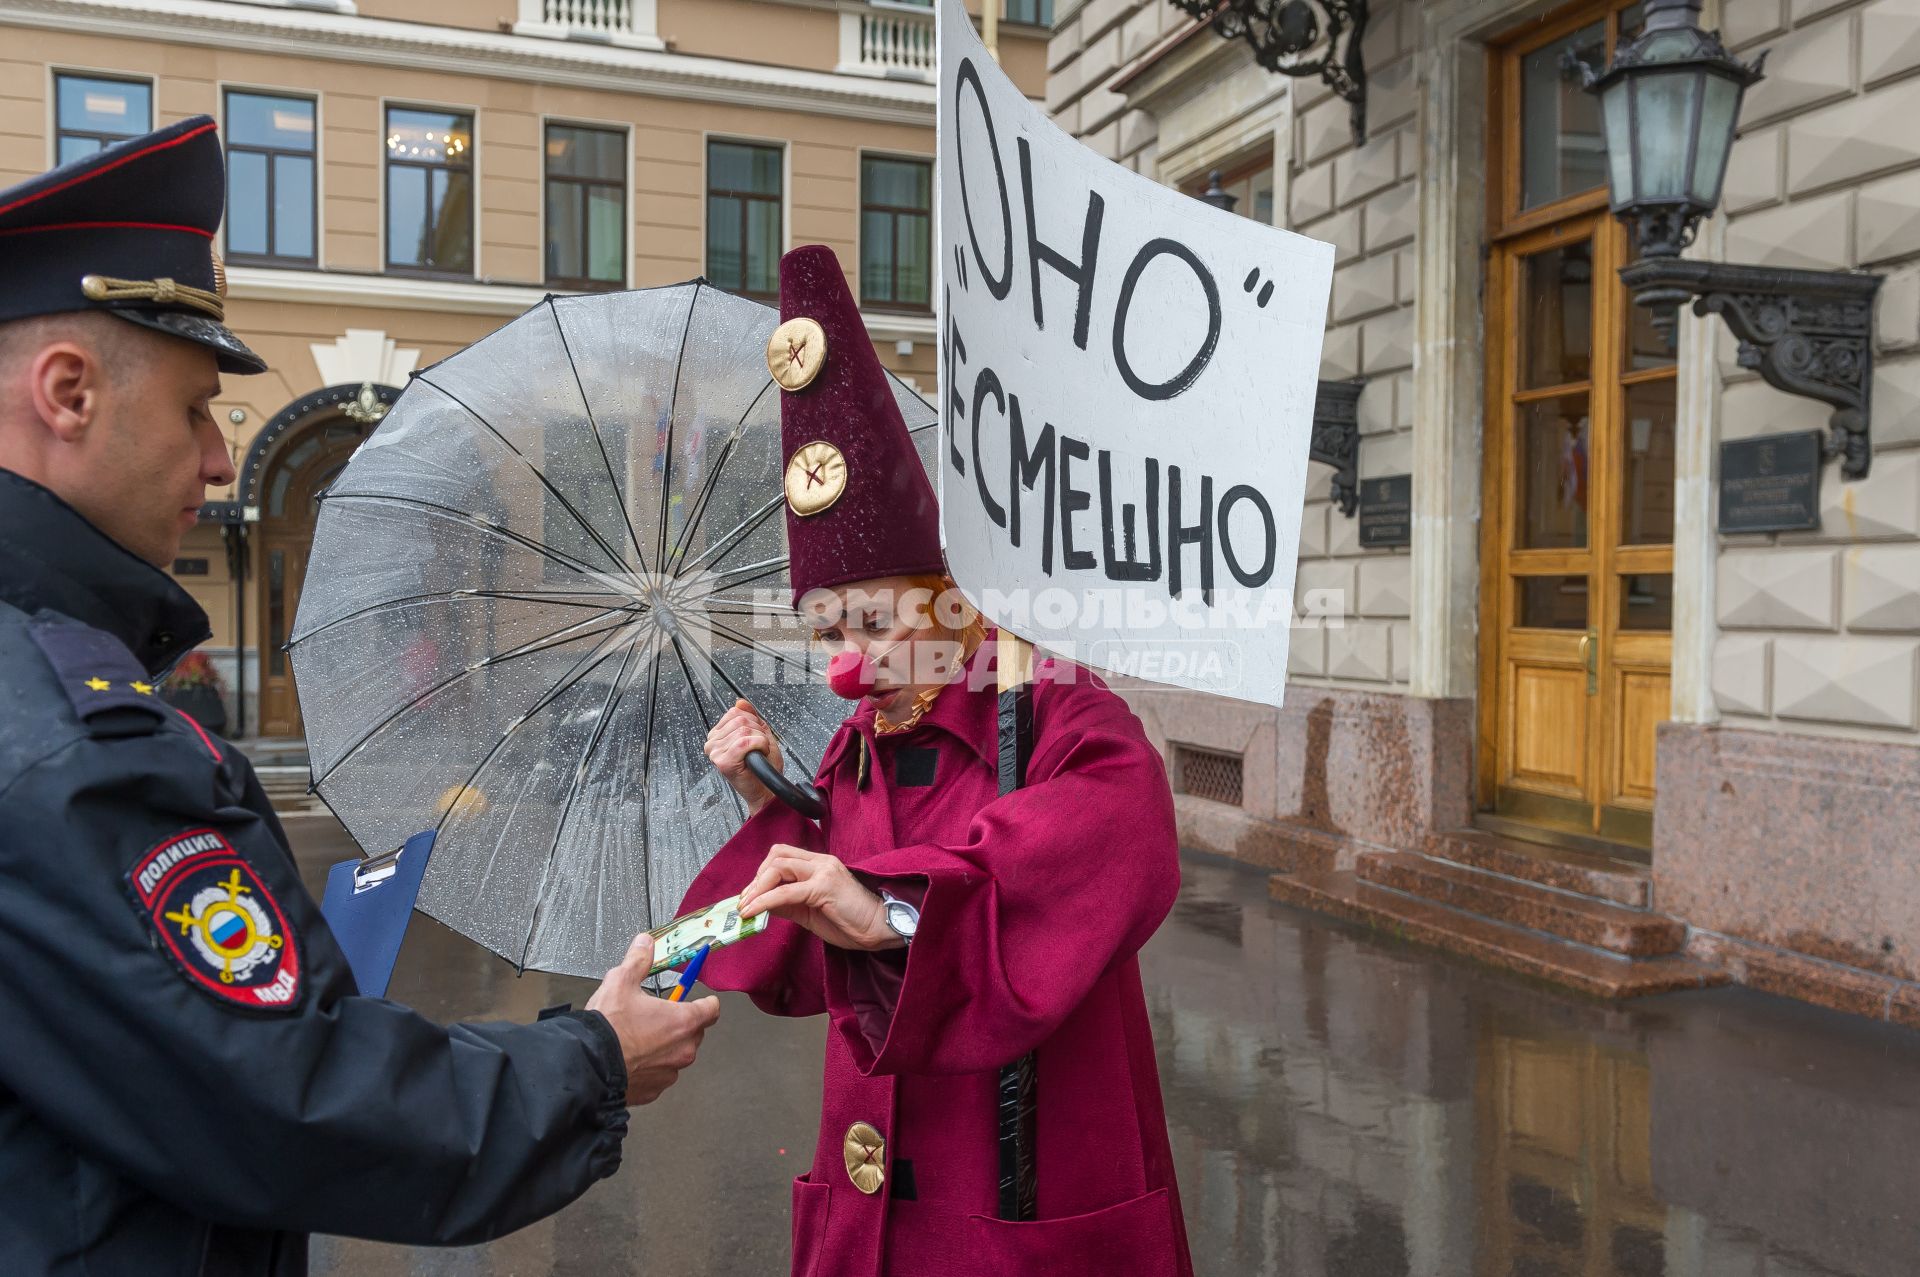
[791,1174,834,1277]
[965,1187,1178,1275]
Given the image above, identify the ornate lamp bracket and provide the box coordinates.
[1167,0,1372,145]
[1622,258,1882,480]
[1311,377,1365,516]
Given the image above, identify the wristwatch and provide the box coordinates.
[878,890,919,945]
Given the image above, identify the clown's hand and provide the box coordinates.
[705,699,781,814]
[737,844,898,952]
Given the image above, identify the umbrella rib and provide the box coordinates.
[652,284,701,582]
[323,492,607,578]
[682,492,784,575]
[632,633,666,935]
[665,376,774,572]
[416,374,636,577]
[321,492,616,581]
[699,644,823,781]
[441,629,637,940]
[431,620,637,842]
[703,615,819,687]
[547,296,651,574]
[665,400,929,579]
[669,634,748,826]
[516,632,653,970]
[289,588,632,648]
[710,556,789,593]
[310,606,633,792]
[700,597,797,618]
[667,632,720,732]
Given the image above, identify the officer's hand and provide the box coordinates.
[584,933,720,1106]
[705,698,781,814]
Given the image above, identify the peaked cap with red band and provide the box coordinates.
[0,114,267,374]
[772,244,943,605]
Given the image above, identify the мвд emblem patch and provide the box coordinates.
[128,829,302,1012]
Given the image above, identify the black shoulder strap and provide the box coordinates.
[26,614,170,738]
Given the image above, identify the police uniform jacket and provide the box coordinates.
[0,468,632,1277]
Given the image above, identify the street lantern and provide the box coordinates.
[1585,0,1884,480]
[1198,170,1239,213]
[1585,0,1763,260]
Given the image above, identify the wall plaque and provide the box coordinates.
[1358,474,1412,548]
[173,558,211,576]
[1720,432,1822,533]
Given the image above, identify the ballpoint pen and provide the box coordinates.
[668,943,711,1002]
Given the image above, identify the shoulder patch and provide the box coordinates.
[127,829,304,1013]
[26,616,169,736]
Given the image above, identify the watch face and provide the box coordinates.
[885,900,918,939]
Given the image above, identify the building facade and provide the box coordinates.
[0,0,1049,739]
[1051,0,1920,1022]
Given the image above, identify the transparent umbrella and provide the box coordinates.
[287,281,938,977]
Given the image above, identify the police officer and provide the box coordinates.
[0,117,721,1275]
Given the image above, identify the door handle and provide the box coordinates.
[1580,629,1597,696]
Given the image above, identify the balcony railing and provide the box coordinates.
[838,6,936,80]
[514,0,663,50]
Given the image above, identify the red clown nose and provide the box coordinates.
[827,649,878,700]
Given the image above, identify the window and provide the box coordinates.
[386,106,473,276]
[54,74,151,165]
[860,155,932,312]
[1004,0,1053,26]
[545,123,626,290]
[1187,159,1276,225]
[1518,21,1609,211]
[706,140,782,301]
[224,91,316,266]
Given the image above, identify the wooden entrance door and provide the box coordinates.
[1481,2,1677,852]
[256,421,366,739]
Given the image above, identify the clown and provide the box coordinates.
[679,245,1192,1277]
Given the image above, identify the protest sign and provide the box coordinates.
[937,0,1334,707]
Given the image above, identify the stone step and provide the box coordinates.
[252,765,325,814]
[1422,829,1651,908]
[1356,852,1685,957]
[1269,868,1725,1000]
[1172,797,1361,876]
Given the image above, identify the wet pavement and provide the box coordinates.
[284,817,1920,1276]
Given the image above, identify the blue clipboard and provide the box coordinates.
[319,829,436,998]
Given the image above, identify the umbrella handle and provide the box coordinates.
[744,750,827,821]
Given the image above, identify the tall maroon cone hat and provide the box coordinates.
[769,243,943,608]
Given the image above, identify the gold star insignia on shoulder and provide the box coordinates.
[84,677,110,692]
[131,682,154,695]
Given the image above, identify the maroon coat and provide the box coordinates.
[680,653,1192,1277]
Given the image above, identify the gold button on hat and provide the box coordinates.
[843,1121,886,1195]
[768,316,828,391]
[784,440,847,517]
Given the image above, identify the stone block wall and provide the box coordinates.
[1712,0,1920,741]
[1045,0,1178,158]
[1280,0,1418,693]
[1048,0,1419,694]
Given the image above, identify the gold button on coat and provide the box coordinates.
[784,440,847,517]
[768,317,828,391]
[843,1121,886,1195]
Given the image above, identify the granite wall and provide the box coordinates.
[1656,720,1920,1019]
[1122,684,1474,864]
